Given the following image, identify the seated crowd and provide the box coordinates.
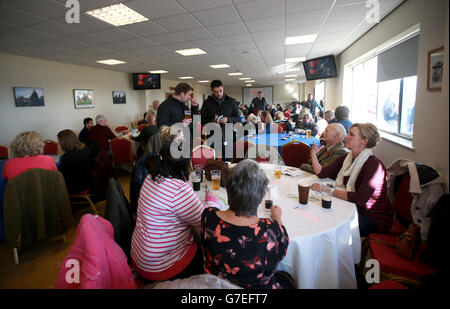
[2,80,397,289]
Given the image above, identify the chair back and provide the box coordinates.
[110,138,133,165]
[137,124,148,132]
[191,145,216,168]
[270,123,283,134]
[0,145,10,159]
[114,125,129,135]
[392,173,414,225]
[43,140,59,155]
[281,141,311,167]
[278,122,287,133]
[283,111,291,118]
[232,140,249,163]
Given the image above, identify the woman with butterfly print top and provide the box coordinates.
[201,160,292,289]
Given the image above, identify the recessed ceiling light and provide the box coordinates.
[96,59,126,65]
[285,34,317,45]
[198,80,210,83]
[86,4,149,27]
[246,80,255,83]
[179,76,194,79]
[286,67,301,72]
[239,77,251,80]
[149,70,168,74]
[285,57,306,63]
[246,84,252,87]
[228,72,243,76]
[176,48,207,56]
[285,78,296,81]
[285,74,298,77]
[209,64,230,69]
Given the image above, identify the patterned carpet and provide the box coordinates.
[0,171,130,289]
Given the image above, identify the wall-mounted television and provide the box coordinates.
[132,73,161,90]
[302,55,338,80]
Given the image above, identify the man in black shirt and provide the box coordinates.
[156,82,199,128]
[78,117,93,144]
[251,90,267,113]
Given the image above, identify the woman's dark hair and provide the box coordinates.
[149,141,191,182]
[57,129,85,152]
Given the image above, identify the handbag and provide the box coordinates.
[395,223,421,259]
[204,159,230,187]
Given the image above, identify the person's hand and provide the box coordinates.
[311,141,324,157]
[182,118,192,126]
[311,183,321,192]
[214,114,219,122]
[219,117,228,124]
[271,205,282,222]
[190,98,199,106]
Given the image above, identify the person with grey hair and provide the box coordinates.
[334,106,352,133]
[201,160,293,289]
[300,123,348,174]
[324,110,335,123]
[294,112,318,136]
[88,114,116,151]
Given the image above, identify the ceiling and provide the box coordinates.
[0,0,404,87]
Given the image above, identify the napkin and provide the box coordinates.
[282,166,302,177]
[295,208,320,222]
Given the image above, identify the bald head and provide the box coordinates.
[323,123,346,146]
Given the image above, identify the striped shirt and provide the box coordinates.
[130,175,205,280]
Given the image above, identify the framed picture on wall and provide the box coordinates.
[13,87,45,107]
[73,89,94,109]
[427,46,444,91]
[112,91,126,104]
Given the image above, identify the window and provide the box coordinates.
[315,80,325,105]
[344,33,419,140]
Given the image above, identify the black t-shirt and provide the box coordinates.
[58,146,94,194]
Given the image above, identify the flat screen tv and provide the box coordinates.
[303,55,338,80]
[132,73,161,90]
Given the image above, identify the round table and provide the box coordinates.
[194,163,361,289]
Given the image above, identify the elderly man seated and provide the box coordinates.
[88,114,116,152]
[300,123,348,174]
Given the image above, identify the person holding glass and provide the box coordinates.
[311,123,392,237]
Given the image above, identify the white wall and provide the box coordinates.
[325,0,449,191]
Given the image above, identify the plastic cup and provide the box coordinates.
[274,161,282,179]
[306,130,311,139]
[321,185,332,209]
[298,178,312,205]
[211,170,221,190]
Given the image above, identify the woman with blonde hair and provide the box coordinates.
[57,129,94,194]
[312,123,392,236]
[2,131,57,180]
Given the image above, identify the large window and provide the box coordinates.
[344,33,419,140]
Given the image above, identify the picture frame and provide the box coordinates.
[112,91,126,104]
[427,46,444,91]
[13,87,45,107]
[73,89,94,109]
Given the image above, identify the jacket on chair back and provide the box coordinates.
[3,168,73,249]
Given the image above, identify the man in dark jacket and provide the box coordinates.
[201,80,240,161]
[156,82,199,128]
[251,90,267,113]
[305,93,324,119]
[79,117,93,144]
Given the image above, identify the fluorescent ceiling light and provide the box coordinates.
[149,70,168,74]
[86,4,149,27]
[285,78,296,81]
[286,67,301,72]
[228,72,243,76]
[96,59,126,65]
[239,77,251,80]
[179,76,194,79]
[176,48,207,56]
[285,57,306,63]
[209,64,230,69]
[285,34,317,45]
[198,80,210,83]
[246,84,252,87]
[246,80,255,83]
[285,74,298,77]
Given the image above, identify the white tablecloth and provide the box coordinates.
[195,163,361,289]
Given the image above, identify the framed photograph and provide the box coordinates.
[13,87,45,107]
[427,46,444,91]
[73,89,94,109]
[112,91,126,104]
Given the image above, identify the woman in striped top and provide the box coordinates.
[312,123,393,236]
[130,140,217,281]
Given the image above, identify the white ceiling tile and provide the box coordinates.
[209,22,248,37]
[61,14,113,33]
[286,9,329,28]
[125,0,186,19]
[92,28,139,41]
[154,13,203,31]
[120,21,169,37]
[327,3,367,22]
[226,41,257,51]
[163,41,196,51]
[65,33,111,45]
[189,38,223,48]
[0,5,46,27]
[285,44,313,57]
[27,21,85,38]
[1,0,68,20]
[40,38,88,49]
[192,5,241,26]
[174,28,214,41]
[255,38,285,48]
[335,0,366,6]
[219,33,252,44]
[3,28,57,43]
[250,29,285,41]
[315,31,352,43]
[91,41,131,52]
[116,38,157,48]
[177,0,232,11]
[0,21,17,33]
[321,20,362,33]
[145,33,184,44]
[236,0,284,20]
[244,15,284,32]
[286,0,334,14]
[286,24,322,36]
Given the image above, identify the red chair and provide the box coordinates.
[109,138,136,172]
[114,125,129,135]
[281,141,310,167]
[283,111,291,118]
[364,173,437,286]
[369,280,408,289]
[137,124,148,132]
[191,145,215,168]
[43,140,59,155]
[278,122,287,133]
[0,144,10,159]
[232,140,249,163]
[270,123,283,134]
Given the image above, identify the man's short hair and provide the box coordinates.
[335,106,350,120]
[95,114,105,124]
[210,80,223,89]
[174,82,193,95]
[83,117,93,126]
[324,110,335,119]
[258,90,263,94]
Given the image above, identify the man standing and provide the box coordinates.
[201,80,240,160]
[148,100,159,118]
[251,90,267,114]
[300,123,348,174]
[305,93,324,119]
[156,82,199,128]
[88,115,116,151]
[79,117,93,144]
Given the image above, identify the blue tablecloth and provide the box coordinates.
[0,160,6,239]
[242,133,320,154]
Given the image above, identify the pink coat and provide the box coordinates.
[55,214,137,289]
